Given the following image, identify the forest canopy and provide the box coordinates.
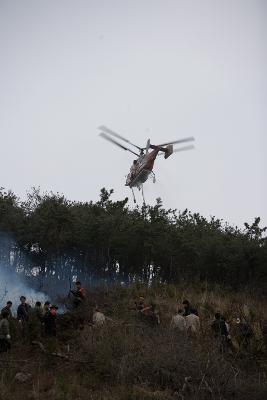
[0,187,266,293]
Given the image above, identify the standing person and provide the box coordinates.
[43,305,58,336]
[185,309,200,335]
[211,313,229,353]
[0,310,11,352]
[34,301,43,321]
[41,301,50,336]
[221,315,236,353]
[170,309,186,332]
[236,318,254,350]
[211,313,228,337]
[71,281,86,308]
[17,296,31,321]
[17,296,31,336]
[43,301,51,316]
[1,301,13,318]
[182,300,198,317]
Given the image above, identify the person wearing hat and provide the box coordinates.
[135,297,148,311]
[43,305,58,336]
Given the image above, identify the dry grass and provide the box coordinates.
[0,284,266,399]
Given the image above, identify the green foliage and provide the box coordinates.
[0,187,266,291]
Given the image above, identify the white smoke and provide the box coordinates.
[0,266,49,311]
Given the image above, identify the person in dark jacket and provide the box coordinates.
[182,300,198,317]
[43,305,58,336]
[40,301,50,336]
[34,301,43,321]
[212,313,235,354]
[17,296,31,337]
[70,281,86,308]
[17,296,31,322]
[211,313,228,337]
[1,301,13,318]
[236,318,254,350]
[43,301,51,316]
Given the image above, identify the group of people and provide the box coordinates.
[137,297,258,353]
[0,281,105,353]
[170,300,200,334]
[136,298,200,332]
[172,300,257,353]
[0,282,264,355]
[0,296,58,352]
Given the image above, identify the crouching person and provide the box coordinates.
[170,309,186,333]
[93,308,106,328]
[0,310,11,352]
[185,309,200,337]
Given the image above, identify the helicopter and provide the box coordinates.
[98,125,195,202]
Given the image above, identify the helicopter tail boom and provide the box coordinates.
[164,144,173,159]
[149,144,173,159]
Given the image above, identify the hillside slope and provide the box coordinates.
[0,284,267,400]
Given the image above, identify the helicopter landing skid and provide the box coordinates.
[141,185,146,204]
[150,171,156,183]
[131,187,136,203]
[129,170,157,204]
[131,185,145,205]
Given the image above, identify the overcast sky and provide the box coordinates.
[0,0,266,229]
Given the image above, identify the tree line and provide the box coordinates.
[0,187,266,294]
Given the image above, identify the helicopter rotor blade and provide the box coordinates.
[99,132,140,157]
[158,137,195,147]
[173,144,195,153]
[98,125,142,151]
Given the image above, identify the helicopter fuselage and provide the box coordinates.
[125,148,160,188]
